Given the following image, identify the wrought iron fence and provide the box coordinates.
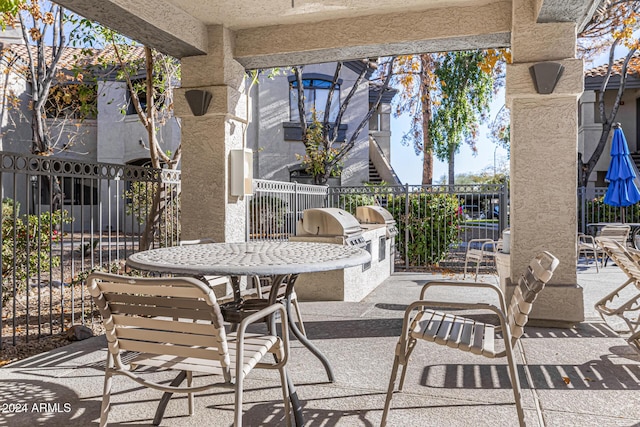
[0,152,180,349]
[248,179,328,240]
[578,186,640,247]
[577,186,640,230]
[328,184,509,270]
[247,180,509,271]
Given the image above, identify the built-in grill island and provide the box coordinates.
[291,207,394,302]
[289,208,366,247]
[355,205,398,273]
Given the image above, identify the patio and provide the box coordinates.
[1,266,638,426]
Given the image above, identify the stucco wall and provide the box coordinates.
[250,63,370,185]
[97,81,181,165]
[579,88,640,186]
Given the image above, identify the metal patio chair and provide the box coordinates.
[594,238,640,353]
[463,238,499,279]
[597,224,631,267]
[381,251,559,427]
[578,233,600,272]
[87,272,291,427]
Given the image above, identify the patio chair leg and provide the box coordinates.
[187,371,194,416]
[505,344,526,427]
[398,339,416,391]
[234,373,244,427]
[278,366,292,427]
[463,258,469,279]
[381,354,401,427]
[475,261,481,280]
[100,362,114,427]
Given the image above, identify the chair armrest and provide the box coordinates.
[236,303,289,367]
[419,280,507,314]
[578,233,596,245]
[480,240,498,254]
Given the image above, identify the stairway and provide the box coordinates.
[368,160,382,184]
[632,152,640,171]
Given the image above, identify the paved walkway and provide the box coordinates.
[1,265,638,426]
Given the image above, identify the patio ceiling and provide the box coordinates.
[57,0,601,67]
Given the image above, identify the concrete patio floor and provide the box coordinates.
[1,264,639,426]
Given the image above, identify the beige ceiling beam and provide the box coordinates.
[234,1,512,69]
[55,0,208,58]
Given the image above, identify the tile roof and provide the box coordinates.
[584,51,640,78]
[1,43,145,78]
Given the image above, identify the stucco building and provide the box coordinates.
[579,52,640,188]
[247,61,398,185]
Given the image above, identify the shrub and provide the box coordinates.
[337,182,389,215]
[1,198,72,307]
[387,192,461,265]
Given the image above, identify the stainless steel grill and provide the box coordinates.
[290,208,366,247]
[355,205,398,238]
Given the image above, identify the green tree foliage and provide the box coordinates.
[389,50,506,185]
[0,0,23,28]
[430,50,499,186]
[296,111,343,180]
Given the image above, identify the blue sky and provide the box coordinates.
[389,90,509,185]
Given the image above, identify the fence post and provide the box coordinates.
[404,184,410,269]
[500,182,508,232]
[579,186,586,234]
[294,182,300,234]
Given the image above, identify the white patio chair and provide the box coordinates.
[594,238,640,353]
[463,238,499,279]
[381,251,559,427]
[180,238,306,335]
[87,272,291,427]
[597,224,631,267]
[578,233,600,272]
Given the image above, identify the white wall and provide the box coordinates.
[250,63,370,185]
[579,87,640,187]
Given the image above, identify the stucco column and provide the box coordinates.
[505,0,584,326]
[175,26,248,242]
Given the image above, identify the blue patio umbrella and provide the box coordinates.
[603,124,640,222]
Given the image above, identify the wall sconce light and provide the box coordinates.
[230,148,253,196]
[185,89,212,116]
[529,62,564,94]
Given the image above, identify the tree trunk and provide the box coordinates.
[579,46,637,187]
[140,47,163,250]
[448,148,455,188]
[420,55,434,185]
[31,106,49,154]
[140,182,166,250]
